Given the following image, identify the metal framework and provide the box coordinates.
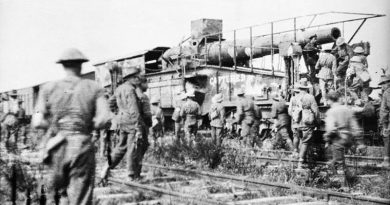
[199,11,385,74]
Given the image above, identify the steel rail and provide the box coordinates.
[106,177,224,205]
[228,147,384,161]
[144,163,390,205]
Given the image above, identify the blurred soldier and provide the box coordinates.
[252,95,263,147]
[17,99,27,145]
[379,75,390,167]
[172,92,186,143]
[353,46,368,68]
[315,44,337,105]
[3,90,19,152]
[235,88,255,146]
[209,93,225,146]
[101,67,149,181]
[304,34,321,84]
[271,94,293,151]
[150,96,164,145]
[288,79,319,169]
[32,48,110,205]
[333,37,353,87]
[324,91,360,173]
[180,90,201,145]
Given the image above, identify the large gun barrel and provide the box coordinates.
[162,26,341,67]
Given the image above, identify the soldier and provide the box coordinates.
[252,95,263,147]
[379,75,390,167]
[180,90,201,145]
[150,96,164,145]
[353,46,368,68]
[324,91,360,173]
[315,44,337,105]
[235,88,255,147]
[101,68,150,181]
[17,99,27,145]
[271,94,293,150]
[333,37,353,88]
[288,79,319,169]
[209,93,225,146]
[303,34,321,84]
[32,48,110,204]
[3,90,19,152]
[172,92,186,143]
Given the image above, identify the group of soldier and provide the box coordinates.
[0,42,387,204]
[303,35,370,106]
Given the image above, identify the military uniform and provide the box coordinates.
[209,94,225,146]
[150,100,164,143]
[3,93,20,152]
[34,67,110,205]
[271,98,293,150]
[315,51,337,105]
[180,93,201,143]
[16,102,27,144]
[304,37,321,83]
[288,82,319,167]
[252,98,263,147]
[324,93,360,172]
[236,93,255,146]
[109,79,148,178]
[333,37,353,85]
[379,77,390,167]
[172,93,185,142]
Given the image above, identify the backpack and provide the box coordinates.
[300,94,315,125]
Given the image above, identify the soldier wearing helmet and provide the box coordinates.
[180,89,201,145]
[150,96,164,145]
[101,67,151,181]
[172,92,186,143]
[2,90,20,152]
[234,88,256,146]
[353,46,368,68]
[32,48,111,204]
[303,34,322,84]
[332,37,354,88]
[379,75,390,167]
[315,44,337,105]
[324,91,360,174]
[209,93,226,146]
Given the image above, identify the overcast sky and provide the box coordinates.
[0,0,389,92]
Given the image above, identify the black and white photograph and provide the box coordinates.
[0,0,389,204]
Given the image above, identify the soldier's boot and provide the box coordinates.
[380,157,390,167]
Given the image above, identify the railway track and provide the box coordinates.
[95,163,390,205]
[224,146,390,171]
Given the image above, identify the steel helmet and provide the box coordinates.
[336,37,346,46]
[353,46,364,54]
[151,96,160,104]
[56,48,89,64]
[123,67,140,78]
